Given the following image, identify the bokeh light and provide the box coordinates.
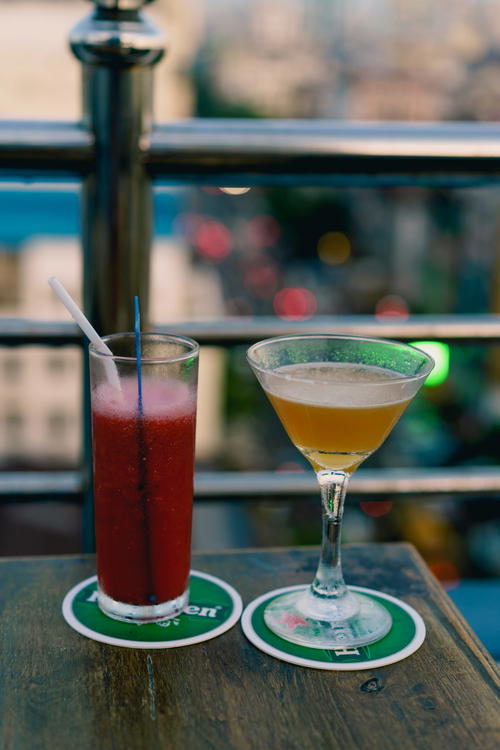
[245,215,282,249]
[317,231,351,265]
[194,219,232,262]
[359,501,393,517]
[273,287,317,320]
[220,187,251,195]
[411,341,450,386]
[428,560,461,590]
[375,294,409,320]
[244,261,279,299]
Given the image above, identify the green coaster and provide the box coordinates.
[62,570,242,649]
[241,585,425,670]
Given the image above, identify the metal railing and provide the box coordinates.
[1,0,500,548]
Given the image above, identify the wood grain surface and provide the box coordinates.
[1,544,499,750]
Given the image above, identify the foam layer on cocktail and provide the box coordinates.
[263,362,415,407]
[92,376,196,419]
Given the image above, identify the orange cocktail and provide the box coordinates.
[265,363,411,472]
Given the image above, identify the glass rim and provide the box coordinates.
[246,333,435,385]
[89,331,200,364]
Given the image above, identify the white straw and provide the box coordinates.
[48,276,121,391]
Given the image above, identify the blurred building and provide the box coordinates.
[0,0,202,120]
[197,0,500,122]
[0,240,81,466]
[3,0,500,125]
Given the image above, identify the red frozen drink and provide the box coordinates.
[89,333,199,623]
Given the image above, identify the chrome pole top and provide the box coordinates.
[71,0,165,67]
[90,0,155,9]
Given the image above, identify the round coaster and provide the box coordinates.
[62,570,242,649]
[241,584,425,670]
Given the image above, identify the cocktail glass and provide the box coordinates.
[247,334,433,648]
[89,332,199,624]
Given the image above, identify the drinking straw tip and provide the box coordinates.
[48,275,122,392]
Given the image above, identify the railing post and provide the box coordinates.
[70,0,165,334]
[69,0,165,550]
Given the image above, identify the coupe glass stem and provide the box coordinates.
[312,470,350,600]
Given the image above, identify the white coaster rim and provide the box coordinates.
[241,584,426,671]
[62,569,243,649]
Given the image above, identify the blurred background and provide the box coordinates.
[0,0,499,650]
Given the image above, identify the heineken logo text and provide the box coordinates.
[184,604,219,619]
[84,590,225,620]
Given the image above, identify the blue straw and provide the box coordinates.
[134,296,154,601]
[134,295,143,416]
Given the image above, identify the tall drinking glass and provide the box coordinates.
[247,334,433,648]
[89,332,199,624]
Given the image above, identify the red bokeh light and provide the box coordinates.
[194,220,232,262]
[245,215,282,249]
[273,288,317,320]
[428,560,460,590]
[359,501,393,518]
[244,262,279,299]
[375,294,409,320]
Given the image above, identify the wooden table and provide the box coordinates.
[1,544,499,749]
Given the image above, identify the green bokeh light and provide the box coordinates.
[411,341,450,386]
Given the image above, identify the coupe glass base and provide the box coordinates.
[263,588,392,649]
